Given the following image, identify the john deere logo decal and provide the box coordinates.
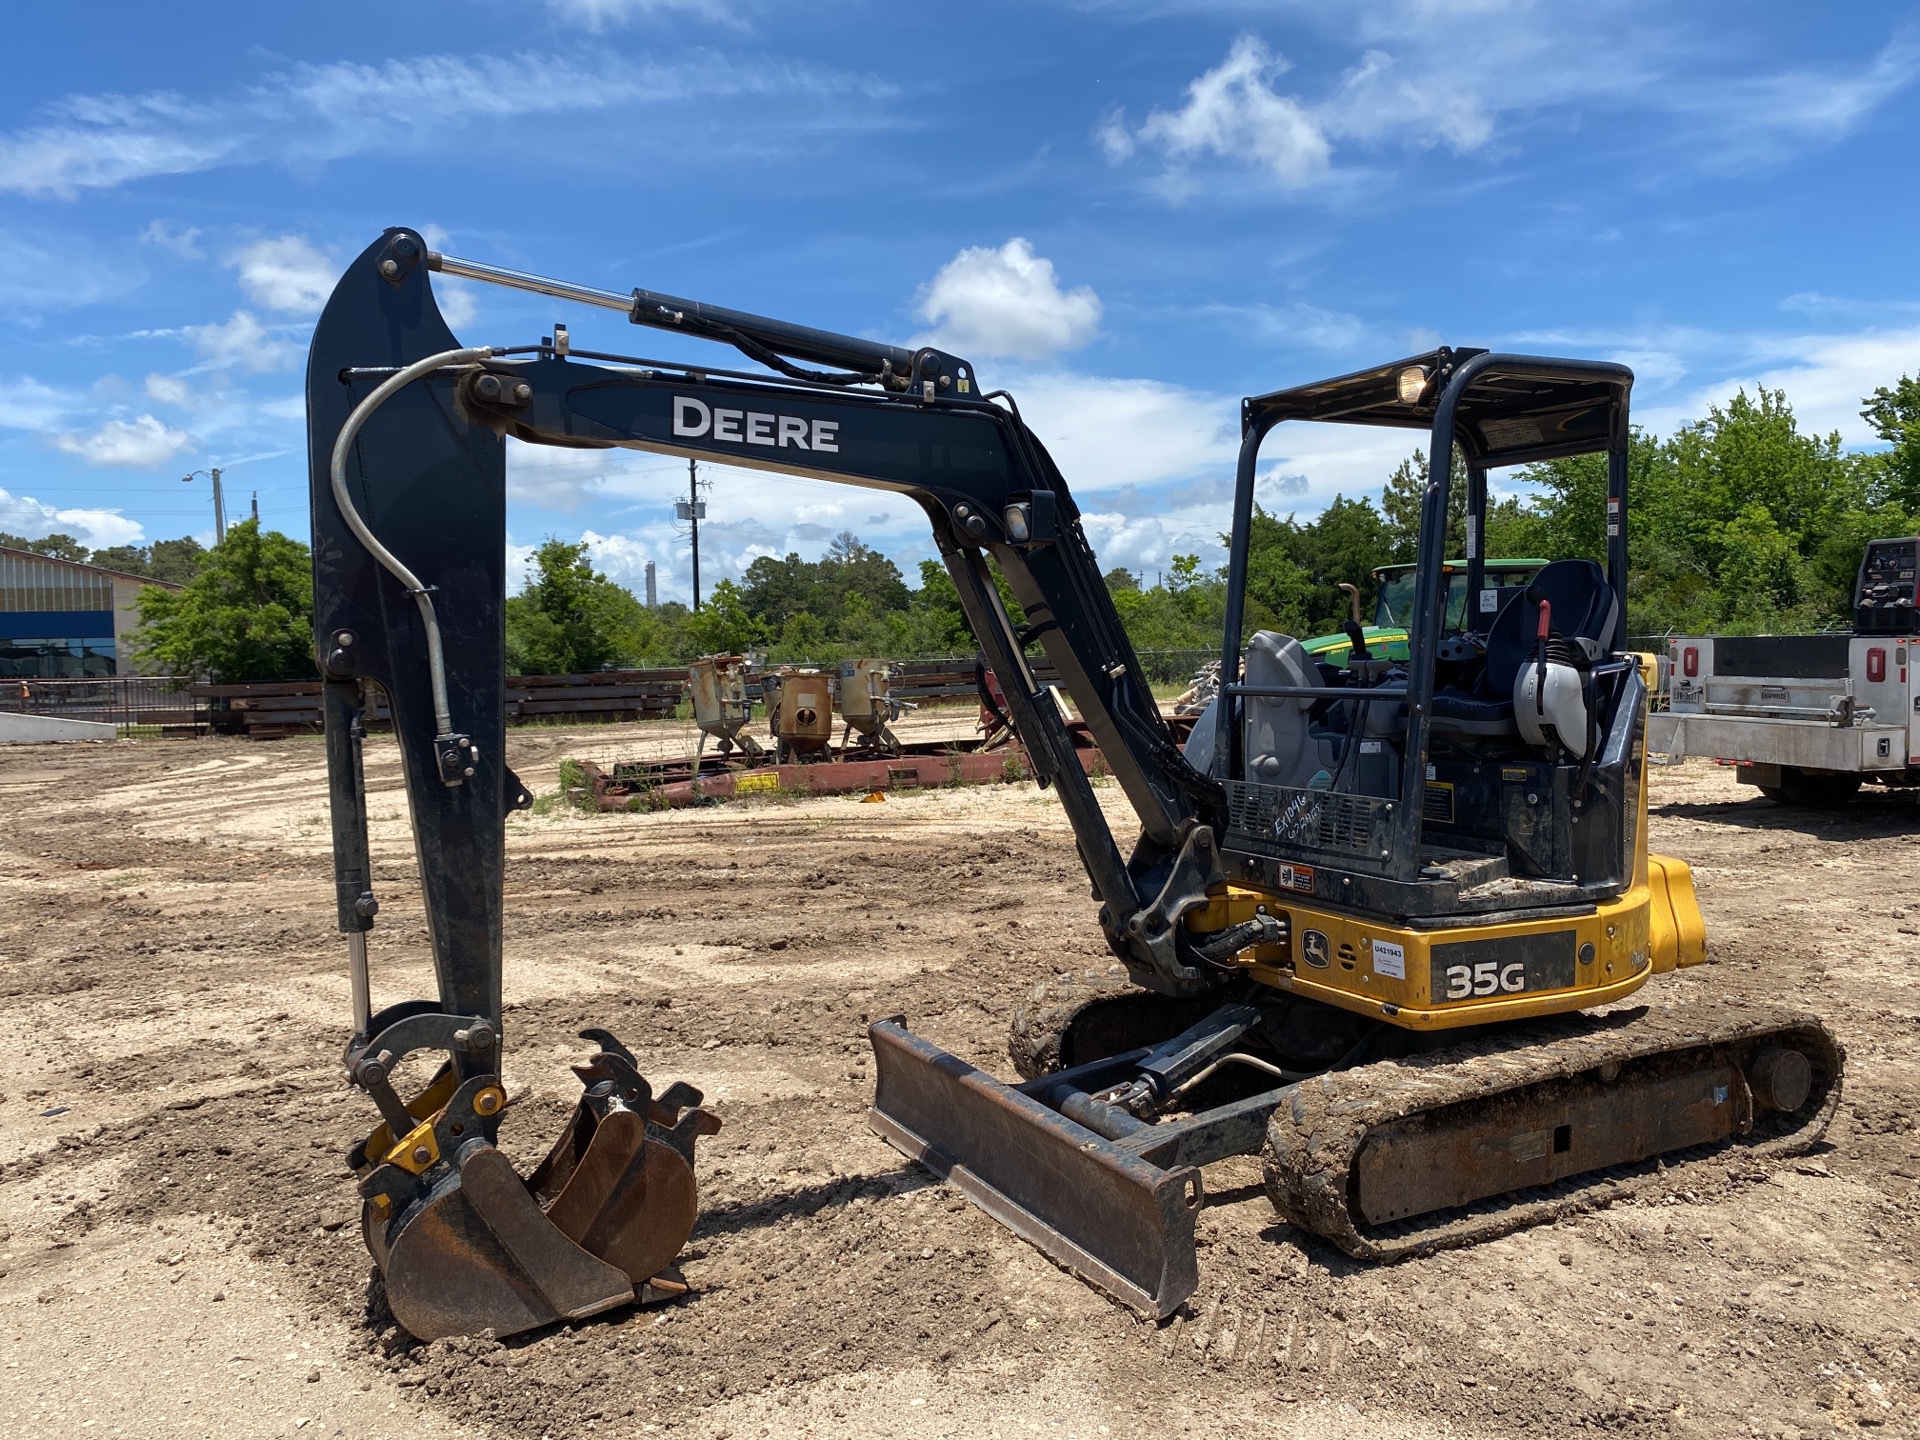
[1302,929,1332,968]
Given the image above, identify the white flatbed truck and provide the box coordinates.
[1646,537,1920,805]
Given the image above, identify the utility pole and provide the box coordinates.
[182,467,226,542]
[251,490,258,524]
[674,458,707,610]
[688,457,701,611]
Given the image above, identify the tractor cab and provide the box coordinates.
[1304,558,1547,668]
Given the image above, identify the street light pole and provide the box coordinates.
[182,467,226,542]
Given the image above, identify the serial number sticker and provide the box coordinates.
[1431,931,1577,1002]
[735,772,780,794]
[1371,939,1406,980]
[1273,862,1315,893]
[1501,767,1529,781]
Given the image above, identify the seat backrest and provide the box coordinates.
[1483,558,1618,689]
[1244,632,1327,787]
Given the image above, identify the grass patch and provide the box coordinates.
[529,757,600,816]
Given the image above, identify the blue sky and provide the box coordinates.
[3,1,1917,600]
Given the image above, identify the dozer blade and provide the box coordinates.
[1263,999,1845,1261]
[383,1144,634,1341]
[868,1017,1204,1319]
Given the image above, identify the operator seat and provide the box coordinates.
[1431,559,1618,736]
[1243,632,1339,788]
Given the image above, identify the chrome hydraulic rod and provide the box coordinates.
[428,250,918,378]
[429,252,634,313]
[348,930,371,1037]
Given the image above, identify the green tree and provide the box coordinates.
[772,610,829,660]
[0,531,89,562]
[739,531,910,637]
[134,520,315,682]
[908,559,977,653]
[147,537,208,585]
[682,579,767,656]
[1380,448,1467,562]
[1862,374,1920,512]
[505,539,658,674]
[88,543,153,575]
[1245,496,1397,634]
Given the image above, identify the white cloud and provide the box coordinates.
[0,487,143,548]
[1131,36,1332,190]
[1686,30,1920,142]
[1672,327,1920,449]
[0,375,84,432]
[183,310,303,373]
[53,414,194,469]
[144,373,191,405]
[545,0,742,28]
[1217,300,1372,352]
[914,239,1102,361]
[1316,48,1492,153]
[1102,13,1919,194]
[1094,107,1135,162]
[140,219,202,259]
[436,277,480,331]
[1008,372,1234,493]
[0,51,896,197]
[231,235,333,315]
[0,91,232,196]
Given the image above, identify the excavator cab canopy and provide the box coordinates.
[1210,347,1637,911]
[1245,347,1629,468]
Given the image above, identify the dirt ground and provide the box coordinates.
[1,720,1916,1440]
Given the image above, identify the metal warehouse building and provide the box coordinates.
[0,546,182,677]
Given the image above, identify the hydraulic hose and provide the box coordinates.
[328,346,494,738]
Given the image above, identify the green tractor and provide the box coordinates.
[1301,557,1547,667]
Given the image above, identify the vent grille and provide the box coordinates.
[1224,780,1392,860]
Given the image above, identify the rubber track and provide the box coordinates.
[1007,969,1219,1081]
[1261,997,1845,1261]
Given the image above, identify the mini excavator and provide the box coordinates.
[310,228,1843,1337]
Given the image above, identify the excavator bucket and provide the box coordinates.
[354,1029,720,1341]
